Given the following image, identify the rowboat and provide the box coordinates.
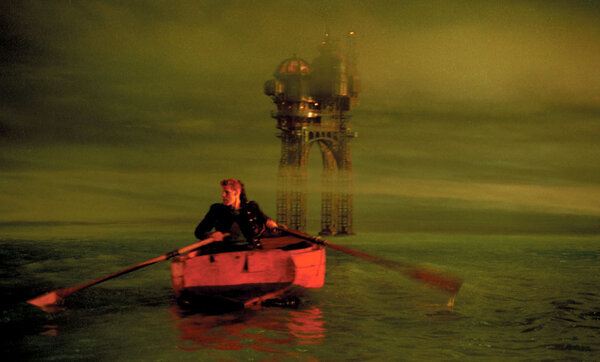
[170,234,326,309]
[28,228,462,313]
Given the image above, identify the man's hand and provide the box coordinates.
[266,219,278,229]
[211,231,226,242]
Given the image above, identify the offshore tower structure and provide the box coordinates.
[264,32,360,235]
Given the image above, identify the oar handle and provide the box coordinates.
[276,226,327,245]
[169,234,225,257]
[277,226,383,263]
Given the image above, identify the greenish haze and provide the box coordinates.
[2,1,599,232]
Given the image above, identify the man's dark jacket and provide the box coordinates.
[194,201,269,243]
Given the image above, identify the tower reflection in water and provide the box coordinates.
[170,304,326,353]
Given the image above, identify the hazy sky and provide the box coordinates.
[1,0,599,233]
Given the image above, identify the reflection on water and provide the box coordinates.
[287,307,326,344]
[170,304,326,353]
[39,324,59,337]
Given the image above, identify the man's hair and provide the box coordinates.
[220,178,248,204]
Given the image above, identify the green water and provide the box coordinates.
[2,225,598,361]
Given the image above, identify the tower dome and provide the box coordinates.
[275,56,311,76]
[266,56,312,101]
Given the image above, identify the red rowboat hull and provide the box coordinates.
[170,236,326,308]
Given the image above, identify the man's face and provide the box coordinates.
[221,185,240,207]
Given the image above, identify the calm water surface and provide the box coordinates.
[1,225,599,361]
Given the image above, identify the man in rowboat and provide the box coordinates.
[194,178,278,251]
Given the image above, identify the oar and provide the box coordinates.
[277,226,463,295]
[27,236,220,310]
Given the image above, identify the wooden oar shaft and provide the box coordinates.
[27,236,219,309]
[277,226,463,294]
[60,254,168,295]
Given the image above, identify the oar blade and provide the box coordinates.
[27,288,71,309]
[407,265,463,294]
[330,242,464,294]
